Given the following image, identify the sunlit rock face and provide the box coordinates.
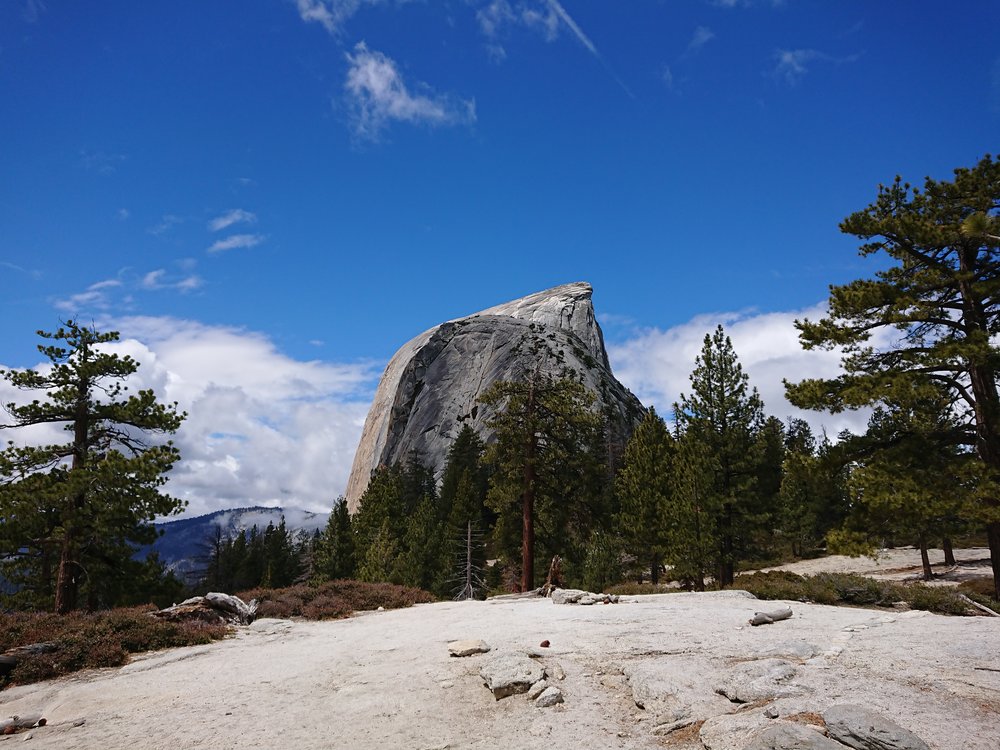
[344,282,645,512]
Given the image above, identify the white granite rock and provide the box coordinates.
[480,652,546,700]
[535,686,564,707]
[447,639,490,657]
[344,283,645,510]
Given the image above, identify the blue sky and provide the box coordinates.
[1,1,998,516]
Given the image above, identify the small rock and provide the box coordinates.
[527,680,549,699]
[535,686,564,707]
[539,639,550,648]
[545,662,566,681]
[480,652,545,700]
[377,606,384,611]
[891,601,911,611]
[765,706,780,719]
[823,704,930,750]
[439,681,454,689]
[550,589,587,605]
[448,639,491,657]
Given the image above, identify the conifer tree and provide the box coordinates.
[674,325,765,586]
[785,155,1000,597]
[480,371,605,591]
[0,321,185,612]
[614,407,673,584]
[315,497,355,580]
[665,429,720,590]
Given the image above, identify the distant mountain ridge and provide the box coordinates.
[147,506,329,582]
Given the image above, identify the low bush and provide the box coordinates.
[735,571,978,616]
[237,579,435,620]
[0,607,229,688]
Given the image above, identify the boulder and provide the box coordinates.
[344,282,645,511]
[822,705,929,750]
[742,723,847,750]
[479,652,545,700]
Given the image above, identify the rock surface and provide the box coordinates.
[742,723,846,750]
[344,282,645,510]
[479,651,546,700]
[447,639,491,657]
[823,704,930,750]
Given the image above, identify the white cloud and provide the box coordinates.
[1,318,381,517]
[607,304,881,439]
[772,49,860,85]
[207,233,265,253]
[296,0,407,35]
[686,26,715,55]
[176,275,204,293]
[478,0,599,58]
[117,208,130,221]
[209,209,257,232]
[54,279,122,312]
[141,270,166,289]
[148,214,182,236]
[344,42,476,140]
[773,48,824,85]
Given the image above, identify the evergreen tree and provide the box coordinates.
[674,325,765,586]
[315,497,355,580]
[358,519,401,583]
[665,428,721,590]
[785,155,1000,597]
[832,382,974,578]
[614,407,673,584]
[0,321,185,612]
[479,372,606,591]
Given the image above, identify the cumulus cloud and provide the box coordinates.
[207,233,265,253]
[0,318,380,517]
[148,214,183,236]
[344,42,476,140]
[208,209,257,232]
[607,304,881,439]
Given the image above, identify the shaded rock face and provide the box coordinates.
[345,282,644,511]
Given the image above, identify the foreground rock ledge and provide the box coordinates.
[0,592,995,750]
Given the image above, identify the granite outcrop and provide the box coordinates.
[344,282,644,511]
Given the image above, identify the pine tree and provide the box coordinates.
[785,155,1000,597]
[480,372,606,591]
[315,497,355,580]
[665,429,721,590]
[674,325,765,586]
[0,321,185,612]
[614,407,673,584]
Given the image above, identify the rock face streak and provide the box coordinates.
[344,282,644,511]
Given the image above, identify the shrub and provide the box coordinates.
[237,579,435,620]
[735,571,976,615]
[0,608,229,689]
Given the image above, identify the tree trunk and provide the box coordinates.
[520,382,537,593]
[54,534,78,615]
[919,536,933,581]
[650,555,659,585]
[943,537,956,566]
[988,522,1000,601]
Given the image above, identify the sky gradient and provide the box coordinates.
[2,1,998,516]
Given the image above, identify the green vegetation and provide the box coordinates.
[0,321,186,613]
[735,571,983,616]
[786,155,1000,598]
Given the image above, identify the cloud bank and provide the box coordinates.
[0,319,378,517]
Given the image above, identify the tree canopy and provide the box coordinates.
[0,321,185,612]
[786,155,1000,596]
